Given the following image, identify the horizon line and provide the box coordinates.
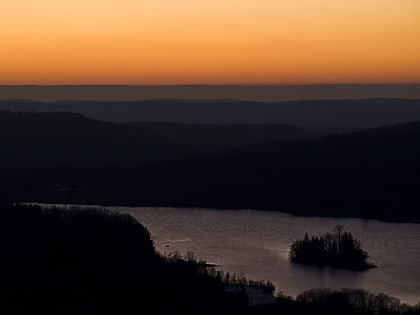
[2,83,420,87]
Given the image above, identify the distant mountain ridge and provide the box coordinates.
[1,84,420,102]
[1,98,420,128]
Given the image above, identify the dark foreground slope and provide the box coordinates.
[0,204,241,314]
[1,111,420,221]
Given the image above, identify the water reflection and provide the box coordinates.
[45,205,420,305]
[115,207,420,304]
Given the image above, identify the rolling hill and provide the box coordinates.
[1,111,419,222]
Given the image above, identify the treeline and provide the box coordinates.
[249,289,420,315]
[289,226,375,270]
[164,250,275,293]
[296,288,419,314]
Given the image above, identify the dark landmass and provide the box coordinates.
[0,203,245,314]
[1,204,418,314]
[1,98,420,128]
[289,226,376,271]
[127,121,319,151]
[0,110,318,170]
[1,111,420,222]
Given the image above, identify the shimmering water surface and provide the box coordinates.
[45,205,420,304]
[116,207,420,305]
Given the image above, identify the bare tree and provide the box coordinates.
[334,225,344,253]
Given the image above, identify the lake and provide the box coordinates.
[41,204,420,305]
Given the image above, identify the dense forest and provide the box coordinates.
[0,203,246,314]
[1,110,420,222]
[289,226,376,271]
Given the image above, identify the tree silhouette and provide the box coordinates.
[334,225,344,253]
[289,226,376,271]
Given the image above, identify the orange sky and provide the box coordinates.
[1,0,420,85]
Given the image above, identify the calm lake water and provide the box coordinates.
[115,207,420,305]
[42,204,420,305]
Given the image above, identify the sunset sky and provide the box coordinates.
[1,0,420,85]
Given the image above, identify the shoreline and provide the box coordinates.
[21,201,420,225]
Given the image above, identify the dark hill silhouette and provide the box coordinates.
[160,121,420,221]
[128,121,317,151]
[0,111,317,171]
[0,111,194,170]
[1,111,420,221]
[1,98,420,128]
[0,204,245,314]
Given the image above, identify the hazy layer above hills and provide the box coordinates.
[1,85,419,102]
[1,98,420,129]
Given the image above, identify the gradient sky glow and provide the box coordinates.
[1,0,420,85]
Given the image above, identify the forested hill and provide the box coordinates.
[0,111,317,170]
[1,98,420,128]
[1,111,420,222]
[167,121,420,221]
[0,111,194,169]
[127,122,317,151]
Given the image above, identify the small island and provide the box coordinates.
[289,225,376,271]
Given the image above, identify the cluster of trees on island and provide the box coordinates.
[1,203,418,314]
[289,225,376,271]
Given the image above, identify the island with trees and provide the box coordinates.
[289,225,376,271]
